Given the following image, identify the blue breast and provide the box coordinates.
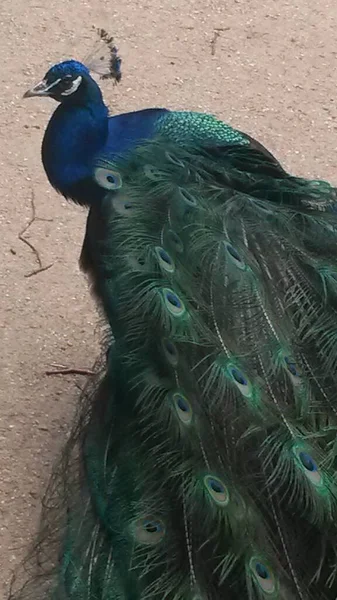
[42,104,169,205]
[105,108,169,157]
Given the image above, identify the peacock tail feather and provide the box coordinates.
[11,137,337,600]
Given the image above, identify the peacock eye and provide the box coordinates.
[62,75,72,84]
[58,74,83,96]
[56,75,73,91]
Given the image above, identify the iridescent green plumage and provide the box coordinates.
[11,119,337,599]
[157,111,250,145]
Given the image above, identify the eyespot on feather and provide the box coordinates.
[176,188,198,208]
[171,392,193,425]
[224,242,247,270]
[283,356,301,386]
[227,364,253,398]
[133,516,166,545]
[249,557,276,594]
[94,167,122,190]
[144,164,164,181]
[203,475,229,506]
[154,246,175,273]
[112,193,135,216]
[161,338,179,367]
[127,253,147,271]
[294,447,323,486]
[162,288,186,317]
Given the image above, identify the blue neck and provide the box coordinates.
[42,80,109,205]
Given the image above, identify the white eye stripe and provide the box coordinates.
[44,78,62,91]
[60,75,82,96]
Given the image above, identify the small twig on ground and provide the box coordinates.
[210,27,227,56]
[18,190,54,277]
[74,381,86,392]
[46,363,96,376]
[25,264,54,278]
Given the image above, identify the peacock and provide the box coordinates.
[12,29,337,600]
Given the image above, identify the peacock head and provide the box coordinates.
[24,61,93,103]
[23,29,122,104]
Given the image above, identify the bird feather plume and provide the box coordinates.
[10,122,337,599]
[83,27,122,81]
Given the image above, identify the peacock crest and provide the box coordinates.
[83,27,122,82]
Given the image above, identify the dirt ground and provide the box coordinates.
[1,0,337,593]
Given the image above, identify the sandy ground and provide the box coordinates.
[1,0,337,593]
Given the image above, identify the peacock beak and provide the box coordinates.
[23,78,61,98]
